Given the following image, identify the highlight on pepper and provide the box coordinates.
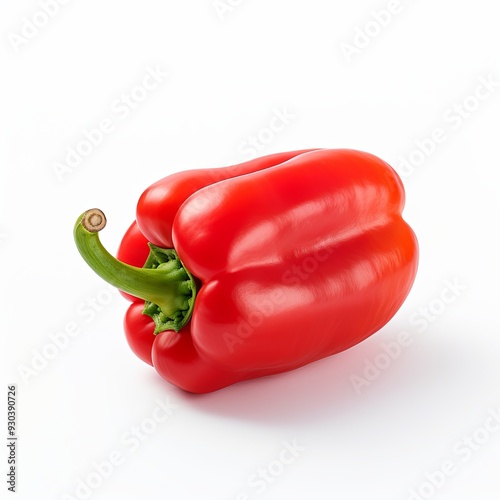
[74,148,419,393]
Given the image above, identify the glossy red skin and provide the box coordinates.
[118,149,418,393]
[117,222,150,302]
[136,149,319,248]
[123,301,154,366]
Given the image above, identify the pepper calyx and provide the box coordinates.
[73,209,197,334]
[141,244,197,334]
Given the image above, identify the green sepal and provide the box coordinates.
[141,244,197,334]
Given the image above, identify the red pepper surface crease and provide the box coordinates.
[74,149,418,393]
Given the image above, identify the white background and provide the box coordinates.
[1,1,500,499]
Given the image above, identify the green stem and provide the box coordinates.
[74,209,196,333]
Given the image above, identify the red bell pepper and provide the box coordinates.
[74,149,418,393]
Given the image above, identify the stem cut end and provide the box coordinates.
[82,209,106,233]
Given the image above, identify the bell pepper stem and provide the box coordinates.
[74,209,196,333]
